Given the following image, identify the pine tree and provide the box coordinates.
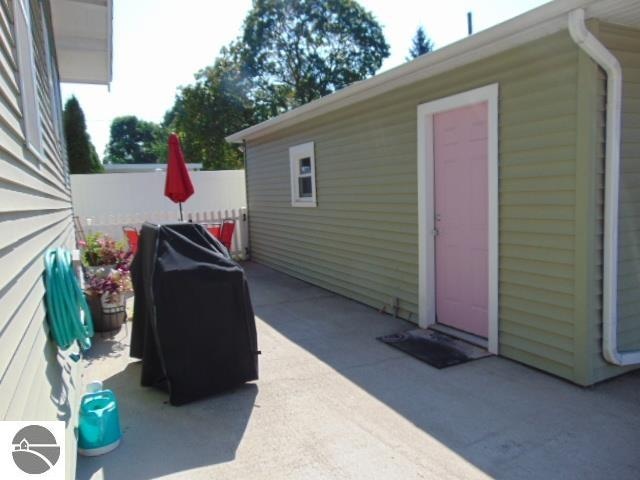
[63,96,102,174]
[89,142,103,172]
[407,26,434,60]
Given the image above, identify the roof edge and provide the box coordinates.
[227,0,595,144]
[52,0,113,85]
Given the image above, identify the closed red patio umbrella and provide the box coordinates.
[165,133,194,221]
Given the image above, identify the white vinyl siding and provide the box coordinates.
[0,1,77,478]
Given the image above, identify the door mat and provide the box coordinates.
[377,329,492,369]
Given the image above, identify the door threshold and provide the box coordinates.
[429,324,488,350]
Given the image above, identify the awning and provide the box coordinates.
[50,0,113,85]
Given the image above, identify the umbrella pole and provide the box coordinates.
[179,202,183,221]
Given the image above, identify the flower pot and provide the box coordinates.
[86,293,126,333]
[99,293,126,332]
[86,293,103,329]
[100,293,123,310]
[84,265,116,279]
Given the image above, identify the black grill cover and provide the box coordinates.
[129,222,258,405]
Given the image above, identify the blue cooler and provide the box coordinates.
[78,389,122,456]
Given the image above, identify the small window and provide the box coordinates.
[299,157,311,175]
[298,176,312,198]
[290,142,316,207]
[14,0,43,157]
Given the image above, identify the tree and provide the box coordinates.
[89,143,102,172]
[104,116,168,164]
[240,0,389,112]
[165,44,254,170]
[63,96,103,173]
[407,26,434,60]
[163,0,389,170]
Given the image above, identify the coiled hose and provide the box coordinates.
[44,248,94,351]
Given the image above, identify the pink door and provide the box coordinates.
[434,102,488,337]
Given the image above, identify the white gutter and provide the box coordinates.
[568,9,640,366]
[106,0,113,84]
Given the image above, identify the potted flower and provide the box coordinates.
[81,233,131,278]
[81,233,133,332]
[85,270,131,331]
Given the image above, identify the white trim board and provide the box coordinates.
[289,141,317,207]
[417,83,499,354]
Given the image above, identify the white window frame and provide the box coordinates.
[14,0,44,158]
[289,141,317,207]
[417,83,499,354]
[40,1,61,143]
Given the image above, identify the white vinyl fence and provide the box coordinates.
[71,170,249,258]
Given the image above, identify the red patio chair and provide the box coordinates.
[219,219,236,251]
[123,226,139,255]
[204,223,222,240]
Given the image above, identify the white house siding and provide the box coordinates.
[0,1,78,477]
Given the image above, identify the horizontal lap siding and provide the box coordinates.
[0,1,77,477]
[591,22,640,383]
[246,32,581,380]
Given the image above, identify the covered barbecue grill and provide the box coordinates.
[130,222,258,405]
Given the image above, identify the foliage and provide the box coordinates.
[89,143,102,171]
[104,116,169,164]
[85,269,131,302]
[80,232,132,268]
[407,26,434,60]
[130,0,391,170]
[81,232,132,301]
[63,96,103,173]
[164,44,253,170]
[240,0,390,111]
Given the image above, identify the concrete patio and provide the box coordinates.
[77,262,640,480]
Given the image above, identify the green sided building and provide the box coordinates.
[227,0,640,386]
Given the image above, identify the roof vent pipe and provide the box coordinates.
[568,9,640,366]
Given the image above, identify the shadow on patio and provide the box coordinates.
[77,261,640,480]
[77,331,257,480]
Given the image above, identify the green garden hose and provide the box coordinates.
[44,248,94,351]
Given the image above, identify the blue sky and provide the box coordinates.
[61,0,550,158]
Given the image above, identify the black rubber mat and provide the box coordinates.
[377,329,491,369]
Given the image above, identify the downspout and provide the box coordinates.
[242,139,251,259]
[568,9,640,365]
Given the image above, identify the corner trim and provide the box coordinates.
[568,8,640,366]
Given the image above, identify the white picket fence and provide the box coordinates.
[71,170,246,217]
[71,170,249,259]
[81,207,249,259]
